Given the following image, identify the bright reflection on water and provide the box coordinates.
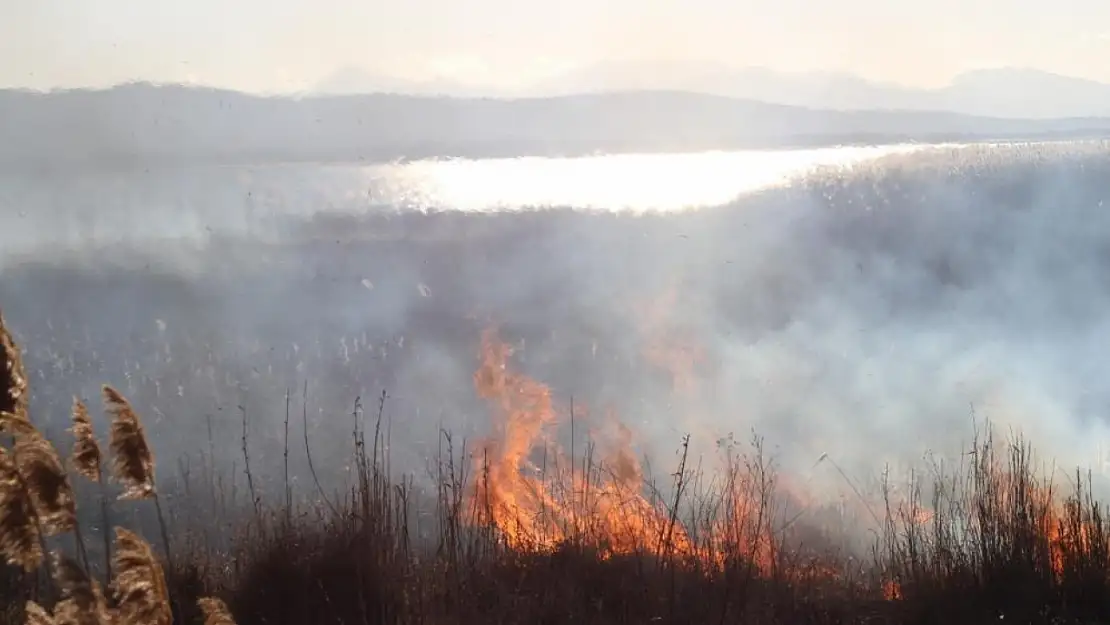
[364,144,929,213]
[1,144,935,261]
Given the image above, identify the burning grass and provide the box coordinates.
[4,319,1110,624]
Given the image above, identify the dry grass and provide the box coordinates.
[0,311,28,421]
[0,326,227,625]
[164,423,1110,625]
[0,447,43,572]
[111,528,171,625]
[5,318,1110,625]
[196,599,235,625]
[21,603,52,625]
[101,388,155,502]
[68,400,101,484]
[51,554,111,625]
[13,436,76,537]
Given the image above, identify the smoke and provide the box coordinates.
[3,140,1110,527]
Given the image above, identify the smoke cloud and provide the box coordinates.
[3,141,1110,535]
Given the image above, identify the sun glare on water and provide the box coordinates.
[366,144,929,213]
[0,142,944,264]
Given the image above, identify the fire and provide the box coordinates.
[877,471,1108,600]
[460,316,1110,603]
[470,328,696,557]
[1028,484,1066,576]
[469,327,773,572]
[1024,483,1096,579]
[883,580,902,601]
[912,508,933,526]
[469,326,1110,593]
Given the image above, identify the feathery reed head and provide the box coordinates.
[112,528,171,625]
[24,602,55,625]
[102,386,156,500]
[52,552,110,625]
[0,447,42,571]
[197,598,236,625]
[0,408,37,437]
[15,435,76,536]
[70,398,102,483]
[0,310,28,420]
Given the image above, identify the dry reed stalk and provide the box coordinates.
[197,598,236,625]
[53,599,93,625]
[0,446,43,571]
[70,397,113,582]
[1,314,85,577]
[0,409,38,437]
[69,399,102,483]
[102,386,173,575]
[102,387,155,501]
[0,310,28,420]
[14,435,77,536]
[112,528,171,625]
[23,601,55,625]
[51,553,111,625]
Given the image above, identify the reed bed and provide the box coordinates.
[1,312,225,625]
[3,310,1110,624]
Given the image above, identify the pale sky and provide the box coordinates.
[3,0,1110,92]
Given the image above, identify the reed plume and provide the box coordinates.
[14,435,77,536]
[70,396,113,582]
[0,310,28,420]
[102,385,173,572]
[112,528,170,625]
[102,386,155,501]
[197,598,236,625]
[52,553,112,625]
[0,408,37,437]
[0,446,43,571]
[0,310,33,439]
[24,601,55,625]
[69,399,102,483]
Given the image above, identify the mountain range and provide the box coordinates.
[316,64,1110,120]
[3,78,1110,168]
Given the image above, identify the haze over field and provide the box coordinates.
[7,0,1110,597]
[10,2,1110,625]
[6,142,1110,529]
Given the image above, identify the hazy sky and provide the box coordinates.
[3,0,1110,92]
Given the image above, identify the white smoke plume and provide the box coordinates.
[3,141,1110,541]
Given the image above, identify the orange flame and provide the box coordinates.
[466,312,1110,598]
[469,327,775,573]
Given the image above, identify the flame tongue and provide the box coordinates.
[469,327,770,570]
[471,328,685,555]
[472,328,563,548]
[471,322,1110,594]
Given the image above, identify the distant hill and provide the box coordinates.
[313,64,1110,120]
[3,82,1110,168]
[531,64,1110,120]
